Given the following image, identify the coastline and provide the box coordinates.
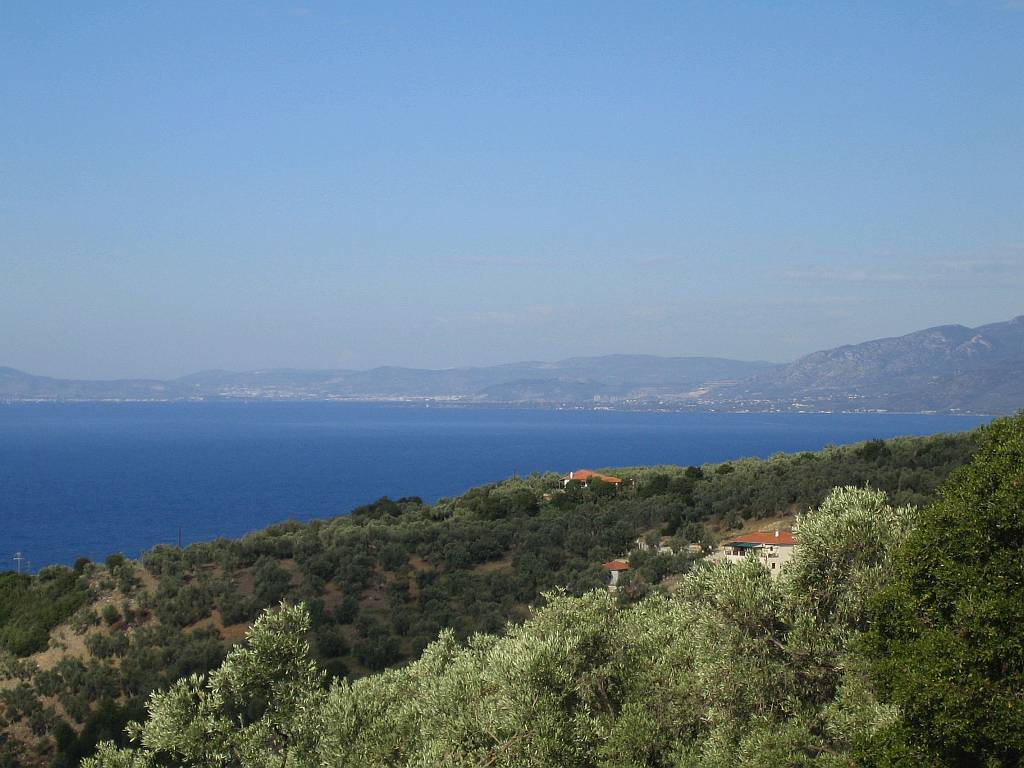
[0,396,1005,417]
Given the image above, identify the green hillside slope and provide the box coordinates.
[0,429,981,766]
[86,413,1024,767]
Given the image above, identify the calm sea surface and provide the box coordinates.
[0,402,990,568]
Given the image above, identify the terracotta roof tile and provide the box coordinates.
[562,469,623,484]
[601,559,631,571]
[727,531,796,546]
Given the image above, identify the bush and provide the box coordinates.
[0,569,90,656]
[868,413,1024,765]
[314,625,349,658]
[100,604,120,626]
[84,632,128,660]
[352,620,401,671]
[152,582,215,628]
[253,557,292,606]
[334,595,359,624]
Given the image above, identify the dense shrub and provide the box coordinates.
[253,557,292,605]
[0,568,90,656]
[0,428,987,766]
[868,414,1024,765]
[100,604,120,626]
[84,481,920,767]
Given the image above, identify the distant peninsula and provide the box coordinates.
[3,314,1023,414]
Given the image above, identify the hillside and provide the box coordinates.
[0,369,179,401]
[712,315,1024,413]
[0,356,771,405]
[87,413,1024,767]
[3,315,1024,412]
[0,429,980,767]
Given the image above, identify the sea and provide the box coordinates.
[0,402,990,569]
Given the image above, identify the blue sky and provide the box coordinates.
[2,1,1022,378]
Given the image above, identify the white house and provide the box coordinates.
[717,530,796,576]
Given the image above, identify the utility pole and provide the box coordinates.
[13,551,23,575]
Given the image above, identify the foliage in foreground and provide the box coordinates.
[87,413,1024,768]
[868,414,1024,765]
[86,485,915,767]
[0,430,978,766]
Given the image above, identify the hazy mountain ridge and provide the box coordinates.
[0,367,179,400]
[0,356,773,403]
[711,315,1024,413]
[3,316,1023,412]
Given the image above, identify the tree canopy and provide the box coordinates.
[87,485,919,768]
[867,414,1024,766]
[0,427,990,766]
[82,414,1024,767]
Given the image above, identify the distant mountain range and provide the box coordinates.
[709,315,1024,414]
[0,357,770,404]
[3,315,1023,413]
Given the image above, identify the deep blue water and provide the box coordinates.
[0,402,989,568]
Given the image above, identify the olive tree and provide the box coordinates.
[867,413,1024,766]
[86,603,325,768]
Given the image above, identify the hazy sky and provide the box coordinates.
[3,2,1023,379]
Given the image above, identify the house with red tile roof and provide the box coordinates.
[561,469,623,488]
[601,559,630,590]
[717,530,797,576]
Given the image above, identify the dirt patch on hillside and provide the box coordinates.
[320,580,343,610]
[32,625,91,672]
[189,610,251,644]
[713,512,797,543]
[471,556,513,574]
[408,555,433,573]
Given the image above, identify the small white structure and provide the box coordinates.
[717,530,796,576]
[634,536,676,555]
[601,559,630,591]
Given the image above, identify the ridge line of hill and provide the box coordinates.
[2,314,1023,412]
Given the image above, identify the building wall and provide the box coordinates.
[759,543,795,575]
[607,569,627,591]
[715,544,796,577]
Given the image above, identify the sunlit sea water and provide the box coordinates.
[0,402,989,568]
